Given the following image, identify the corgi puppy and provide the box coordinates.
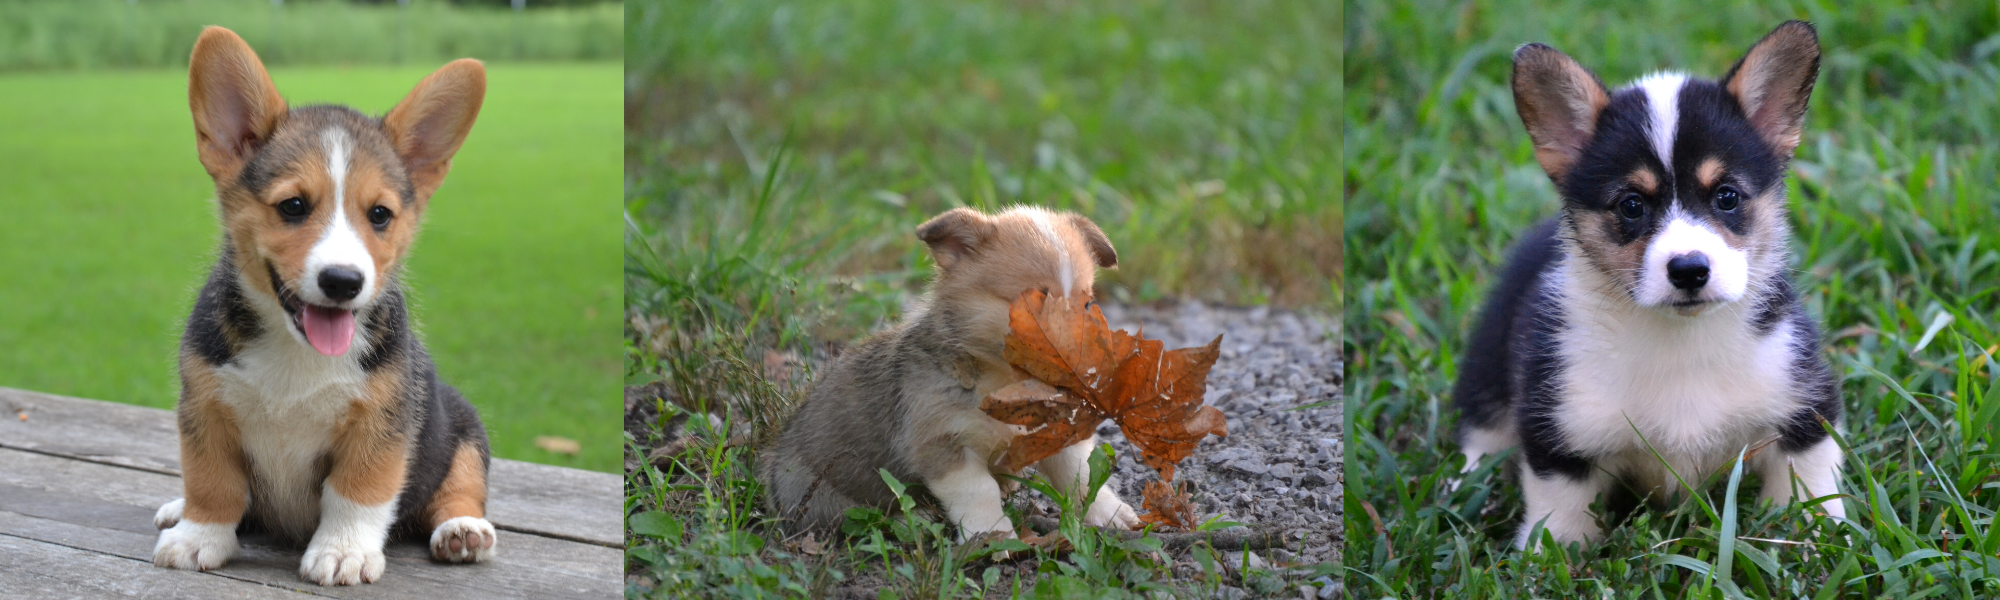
[1454,21,1843,548]
[151,27,495,585]
[763,206,1143,539]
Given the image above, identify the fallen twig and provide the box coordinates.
[1022,516,1286,551]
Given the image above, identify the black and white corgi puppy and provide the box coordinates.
[152,27,496,585]
[1454,21,1843,548]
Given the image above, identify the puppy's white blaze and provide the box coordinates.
[929,447,1013,540]
[301,485,396,584]
[1634,72,1687,171]
[1637,209,1749,306]
[1029,211,1075,296]
[1515,469,1607,549]
[304,127,376,307]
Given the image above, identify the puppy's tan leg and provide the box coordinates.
[1035,434,1138,529]
[424,441,496,563]
[155,362,247,571]
[301,383,409,586]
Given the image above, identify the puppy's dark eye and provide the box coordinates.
[1616,194,1646,220]
[277,197,309,219]
[1714,186,1741,212]
[368,205,393,227]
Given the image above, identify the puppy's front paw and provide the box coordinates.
[153,498,184,530]
[430,516,497,563]
[153,520,238,571]
[1083,491,1140,530]
[300,538,385,586]
[962,528,1020,561]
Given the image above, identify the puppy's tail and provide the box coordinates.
[761,449,859,533]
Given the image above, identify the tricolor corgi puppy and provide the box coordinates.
[151,27,495,585]
[1454,21,1844,548]
[763,206,1142,540]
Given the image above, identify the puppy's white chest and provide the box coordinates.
[1552,301,1802,462]
[212,337,367,533]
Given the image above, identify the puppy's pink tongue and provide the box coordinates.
[301,305,355,356]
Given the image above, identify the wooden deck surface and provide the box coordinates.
[0,387,621,599]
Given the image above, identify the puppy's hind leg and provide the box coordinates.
[1515,467,1608,549]
[1036,434,1138,529]
[1449,421,1516,492]
[927,447,1014,542]
[1757,437,1846,521]
[424,442,496,564]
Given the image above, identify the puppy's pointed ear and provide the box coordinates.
[1512,43,1610,183]
[189,26,287,180]
[384,59,486,203]
[1723,20,1819,158]
[1066,214,1117,268]
[916,208,996,270]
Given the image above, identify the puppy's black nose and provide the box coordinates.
[1667,253,1710,291]
[318,267,365,301]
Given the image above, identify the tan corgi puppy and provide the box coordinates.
[151,26,495,586]
[764,206,1142,540]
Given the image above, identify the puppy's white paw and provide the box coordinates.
[956,516,1016,543]
[429,516,498,563]
[962,528,1019,561]
[153,520,238,571]
[300,537,385,586]
[1082,490,1140,530]
[153,498,184,530]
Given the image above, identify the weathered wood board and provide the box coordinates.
[0,388,622,599]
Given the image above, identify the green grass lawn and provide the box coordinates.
[0,0,620,70]
[623,0,1336,597]
[0,62,622,473]
[1347,0,2000,597]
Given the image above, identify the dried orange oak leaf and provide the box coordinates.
[1137,480,1197,530]
[978,289,1226,480]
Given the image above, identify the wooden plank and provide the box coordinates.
[0,448,621,599]
[0,386,181,474]
[0,534,321,599]
[0,386,620,546]
[489,459,622,546]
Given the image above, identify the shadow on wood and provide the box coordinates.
[0,387,620,599]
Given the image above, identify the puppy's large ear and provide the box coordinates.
[384,59,486,203]
[1512,43,1610,183]
[189,26,287,181]
[916,208,997,270]
[1723,21,1819,159]
[1066,213,1117,268]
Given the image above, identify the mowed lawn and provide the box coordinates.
[0,63,622,472]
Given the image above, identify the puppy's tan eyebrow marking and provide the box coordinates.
[1626,169,1659,195]
[1696,158,1726,189]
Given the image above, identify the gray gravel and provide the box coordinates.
[1050,301,1342,568]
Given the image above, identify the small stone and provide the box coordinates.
[1299,470,1328,486]
[1228,460,1268,475]
[1220,551,1269,576]
[1209,447,1250,463]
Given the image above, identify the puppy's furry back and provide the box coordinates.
[761,301,998,532]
